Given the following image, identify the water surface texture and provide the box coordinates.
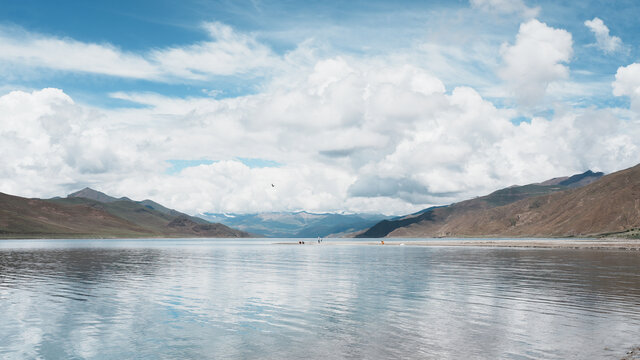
[0,239,639,359]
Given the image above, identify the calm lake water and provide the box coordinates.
[0,239,639,359]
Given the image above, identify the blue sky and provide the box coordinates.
[2,0,637,105]
[1,0,640,215]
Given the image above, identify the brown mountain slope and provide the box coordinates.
[0,191,251,239]
[0,192,152,238]
[166,216,248,237]
[61,187,209,225]
[67,187,125,203]
[387,164,640,238]
[357,170,603,238]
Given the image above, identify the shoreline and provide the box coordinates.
[275,238,640,250]
[2,237,639,250]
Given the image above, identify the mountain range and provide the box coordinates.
[0,188,250,238]
[3,165,640,239]
[199,212,389,238]
[356,167,640,238]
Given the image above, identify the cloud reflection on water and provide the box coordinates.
[0,240,639,359]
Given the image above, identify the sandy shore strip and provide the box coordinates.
[275,238,640,250]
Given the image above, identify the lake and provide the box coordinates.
[0,239,639,359]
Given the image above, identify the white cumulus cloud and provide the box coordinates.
[0,88,157,198]
[584,17,623,54]
[499,19,573,106]
[613,63,640,113]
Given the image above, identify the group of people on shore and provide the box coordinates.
[297,238,324,245]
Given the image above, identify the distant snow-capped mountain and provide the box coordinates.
[199,211,390,238]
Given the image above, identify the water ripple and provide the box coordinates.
[0,240,639,359]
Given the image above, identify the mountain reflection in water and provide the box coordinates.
[0,239,639,359]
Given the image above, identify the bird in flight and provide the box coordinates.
[271,184,275,187]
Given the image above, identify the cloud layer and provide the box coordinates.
[2,1,640,216]
[470,0,540,18]
[0,23,278,81]
[3,52,639,215]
